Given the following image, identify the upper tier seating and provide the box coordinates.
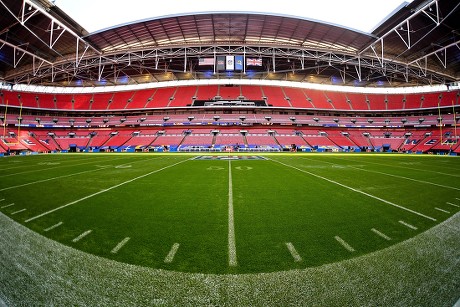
[261,86,290,107]
[125,89,155,109]
[145,87,177,108]
[219,85,241,100]
[109,91,135,110]
[304,89,333,109]
[169,86,197,107]
[240,85,263,100]
[324,91,351,110]
[283,87,315,108]
[367,94,387,110]
[386,94,405,110]
[196,85,219,100]
[346,93,369,110]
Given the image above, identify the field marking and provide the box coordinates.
[332,156,460,178]
[207,166,225,170]
[301,156,460,191]
[285,242,302,262]
[44,221,63,232]
[434,207,450,214]
[24,158,191,223]
[37,162,61,166]
[399,220,418,230]
[446,202,459,208]
[164,243,180,263]
[0,198,5,202]
[111,237,130,254]
[228,160,237,267]
[72,230,92,242]
[0,156,128,178]
[371,228,392,241]
[0,157,92,171]
[235,166,253,171]
[334,236,355,252]
[11,208,27,215]
[116,156,162,167]
[115,165,132,169]
[456,198,460,201]
[269,158,437,222]
[0,166,111,191]
[1,203,15,209]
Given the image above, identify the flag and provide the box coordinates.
[235,55,243,70]
[226,56,234,71]
[247,58,262,66]
[216,56,225,71]
[198,58,214,66]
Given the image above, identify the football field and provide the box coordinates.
[1,152,459,275]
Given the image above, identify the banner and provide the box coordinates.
[226,55,234,71]
[247,58,262,66]
[235,55,243,70]
[198,58,214,66]
[216,56,226,71]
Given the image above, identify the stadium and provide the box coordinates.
[0,0,459,305]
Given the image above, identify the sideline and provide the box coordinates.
[0,211,458,305]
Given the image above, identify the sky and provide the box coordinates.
[55,0,413,34]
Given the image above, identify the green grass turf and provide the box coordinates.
[0,152,459,274]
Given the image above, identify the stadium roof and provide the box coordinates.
[0,0,459,88]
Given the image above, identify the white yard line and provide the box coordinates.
[24,158,191,223]
[301,156,460,191]
[72,230,92,243]
[399,220,418,230]
[111,237,130,254]
[0,156,96,171]
[285,242,302,262]
[11,208,27,215]
[334,236,355,252]
[371,228,392,241]
[330,156,460,178]
[164,243,180,263]
[44,221,63,232]
[115,156,161,168]
[0,198,4,202]
[1,203,15,209]
[0,156,127,178]
[446,202,459,208]
[228,160,237,267]
[269,159,437,222]
[434,207,450,214]
[0,166,111,191]
[348,166,460,191]
[1,156,162,191]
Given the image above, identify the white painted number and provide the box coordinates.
[207,166,224,170]
[235,166,253,171]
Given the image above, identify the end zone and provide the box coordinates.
[193,155,266,160]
